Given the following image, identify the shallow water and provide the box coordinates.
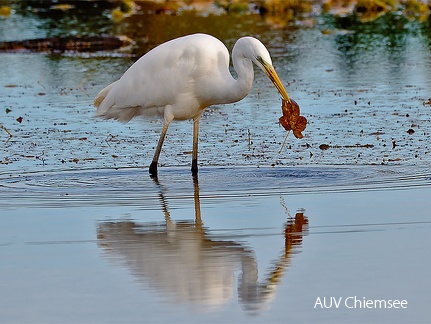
[1,167,431,323]
[1,8,431,171]
[1,2,431,323]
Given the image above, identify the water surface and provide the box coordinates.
[1,167,431,323]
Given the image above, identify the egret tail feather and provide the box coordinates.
[94,81,117,108]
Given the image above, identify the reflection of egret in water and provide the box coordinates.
[97,176,308,312]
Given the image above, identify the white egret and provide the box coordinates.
[94,33,291,177]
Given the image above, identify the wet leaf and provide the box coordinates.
[279,98,307,139]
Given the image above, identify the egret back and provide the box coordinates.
[95,34,234,122]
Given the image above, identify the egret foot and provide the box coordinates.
[149,161,158,178]
[191,159,198,175]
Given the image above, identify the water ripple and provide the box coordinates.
[1,166,430,208]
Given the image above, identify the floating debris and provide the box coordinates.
[1,125,12,138]
[319,143,374,150]
[50,4,75,11]
[0,35,133,53]
[407,128,415,135]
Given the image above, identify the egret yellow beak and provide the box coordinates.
[257,57,291,103]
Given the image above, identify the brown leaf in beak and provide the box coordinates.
[279,98,307,139]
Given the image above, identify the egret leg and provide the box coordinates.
[192,174,202,229]
[149,121,170,177]
[191,117,200,175]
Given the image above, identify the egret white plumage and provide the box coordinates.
[94,33,291,177]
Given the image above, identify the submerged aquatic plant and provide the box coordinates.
[402,0,430,21]
[0,5,12,17]
[322,0,430,22]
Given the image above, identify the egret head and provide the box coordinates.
[236,37,291,103]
